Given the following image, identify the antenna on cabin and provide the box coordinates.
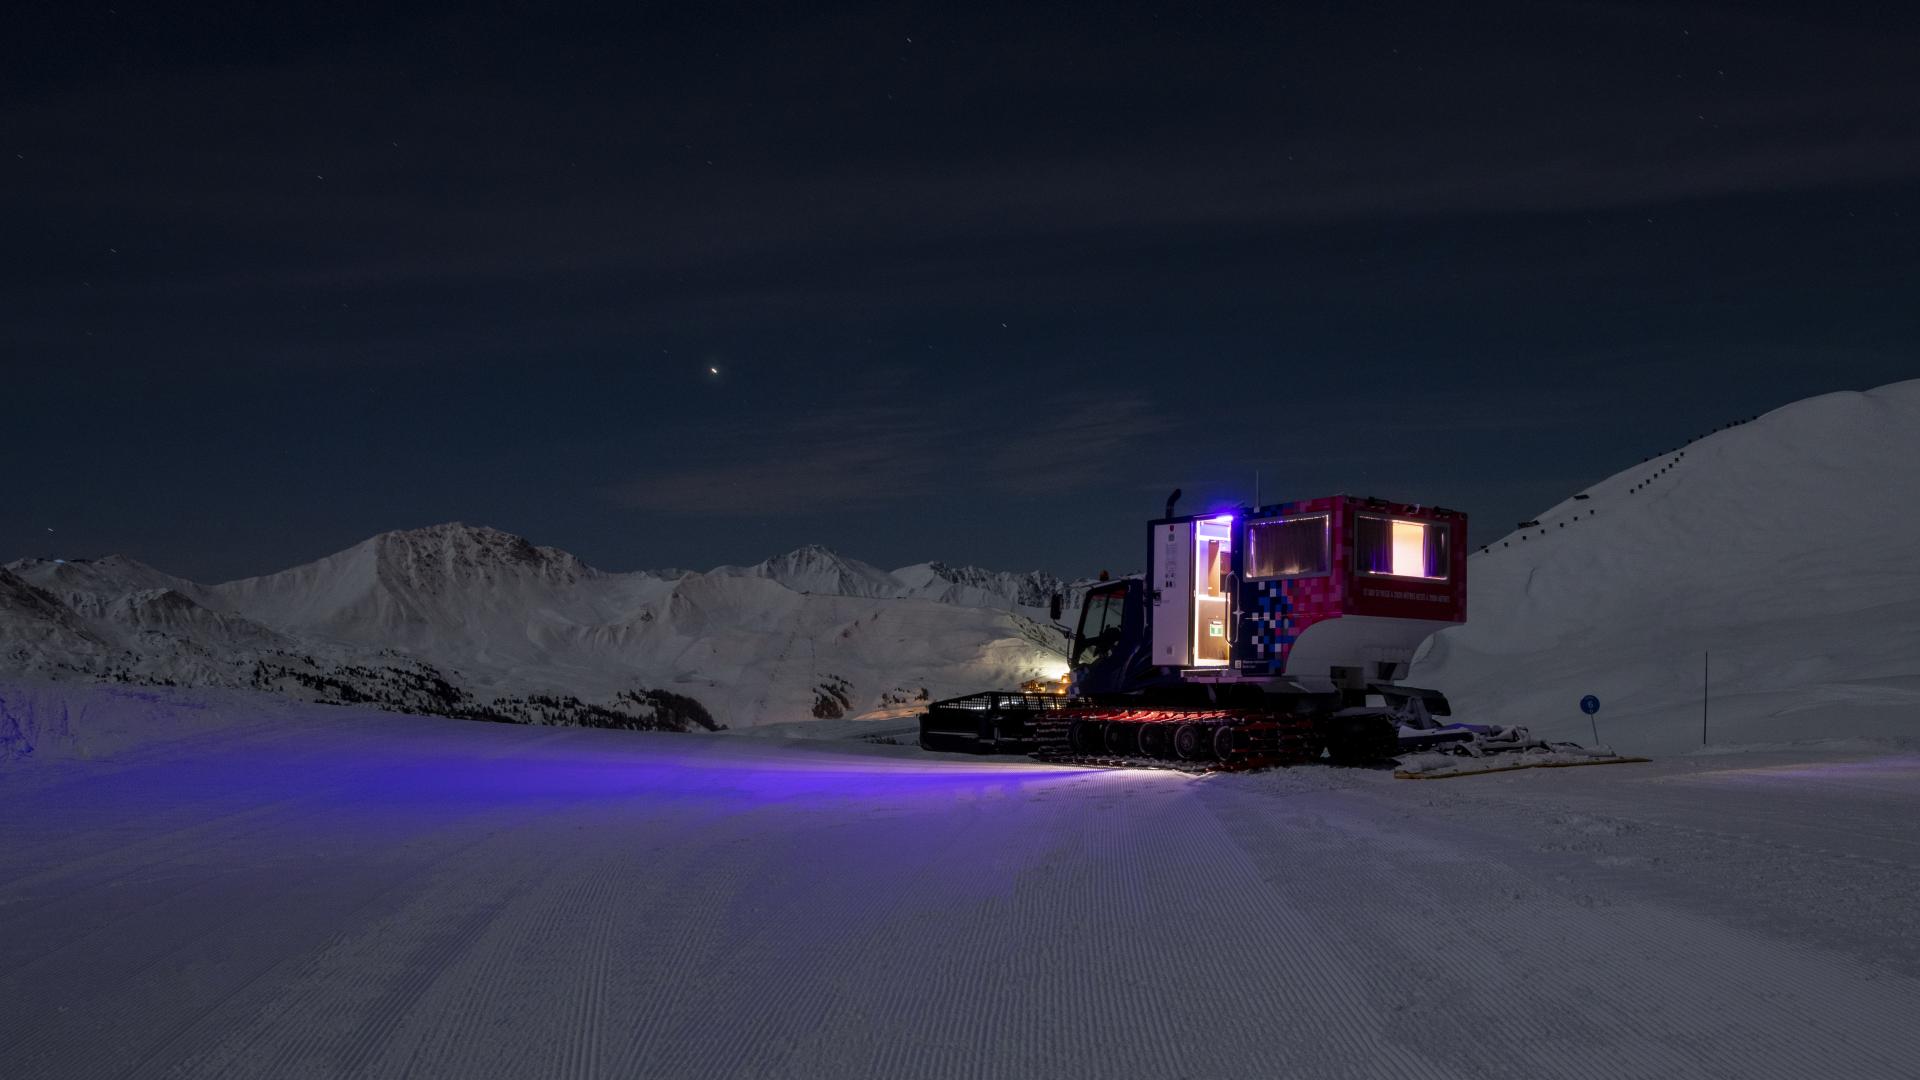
[1254,469,1261,508]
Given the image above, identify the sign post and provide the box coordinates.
[1580,694,1601,745]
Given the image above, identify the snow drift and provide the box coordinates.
[1414,378,1920,754]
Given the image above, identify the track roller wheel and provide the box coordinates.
[1104,721,1137,757]
[1324,713,1398,766]
[1137,723,1171,759]
[1069,718,1103,754]
[1172,723,1209,760]
[973,723,1001,755]
[1211,724,1237,761]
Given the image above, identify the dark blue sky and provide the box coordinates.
[6,2,1917,582]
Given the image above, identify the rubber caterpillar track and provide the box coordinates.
[1032,707,1323,773]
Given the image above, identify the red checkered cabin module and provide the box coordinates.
[1236,497,1466,675]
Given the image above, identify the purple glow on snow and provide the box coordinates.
[1681,755,1920,788]
[166,719,1165,818]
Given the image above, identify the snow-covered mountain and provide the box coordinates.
[1413,378,1920,754]
[704,543,1083,612]
[212,523,601,638]
[0,527,1075,731]
[0,568,109,657]
[711,544,903,599]
[10,553,226,612]
[891,560,1079,611]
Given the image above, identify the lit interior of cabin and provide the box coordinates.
[1192,517,1232,666]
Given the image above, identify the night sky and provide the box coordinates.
[7,2,1918,583]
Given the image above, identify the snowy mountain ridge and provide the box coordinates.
[1,527,1077,732]
[701,542,1082,612]
[7,553,225,613]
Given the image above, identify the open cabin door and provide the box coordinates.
[1150,517,1234,668]
[1150,520,1193,667]
[1192,517,1232,666]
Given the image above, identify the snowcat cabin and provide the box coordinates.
[1147,498,1466,691]
[1068,578,1145,691]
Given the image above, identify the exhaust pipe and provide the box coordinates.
[1164,488,1182,519]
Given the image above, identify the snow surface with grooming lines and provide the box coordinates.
[3,686,1919,1080]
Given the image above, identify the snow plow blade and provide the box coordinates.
[1392,723,1649,779]
[1394,753,1651,779]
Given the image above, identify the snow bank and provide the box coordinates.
[0,680,304,765]
[1414,379,1920,755]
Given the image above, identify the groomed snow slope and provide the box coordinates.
[3,684,1917,1080]
[1414,378,1920,755]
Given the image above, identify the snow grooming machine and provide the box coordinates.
[921,491,1620,773]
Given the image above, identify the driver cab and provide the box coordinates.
[1068,578,1152,696]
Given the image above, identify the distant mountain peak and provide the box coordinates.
[8,552,171,578]
[0,567,110,648]
[729,544,900,598]
[378,521,558,553]
[367,522,595,586]
[6,552,221,611]
[891,559,1074,611]
[760,543,856,568]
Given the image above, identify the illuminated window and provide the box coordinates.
[1071,584,1128,668]
[1355,515,1449,580]
[1246,514,1329,579]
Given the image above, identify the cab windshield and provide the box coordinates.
[1071,584,1128,668]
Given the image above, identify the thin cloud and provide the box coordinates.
[11,1,1918,320]
[607,422,942,515]
[609,397,1167,515]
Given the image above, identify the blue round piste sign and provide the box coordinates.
[1580,694,1601,715]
